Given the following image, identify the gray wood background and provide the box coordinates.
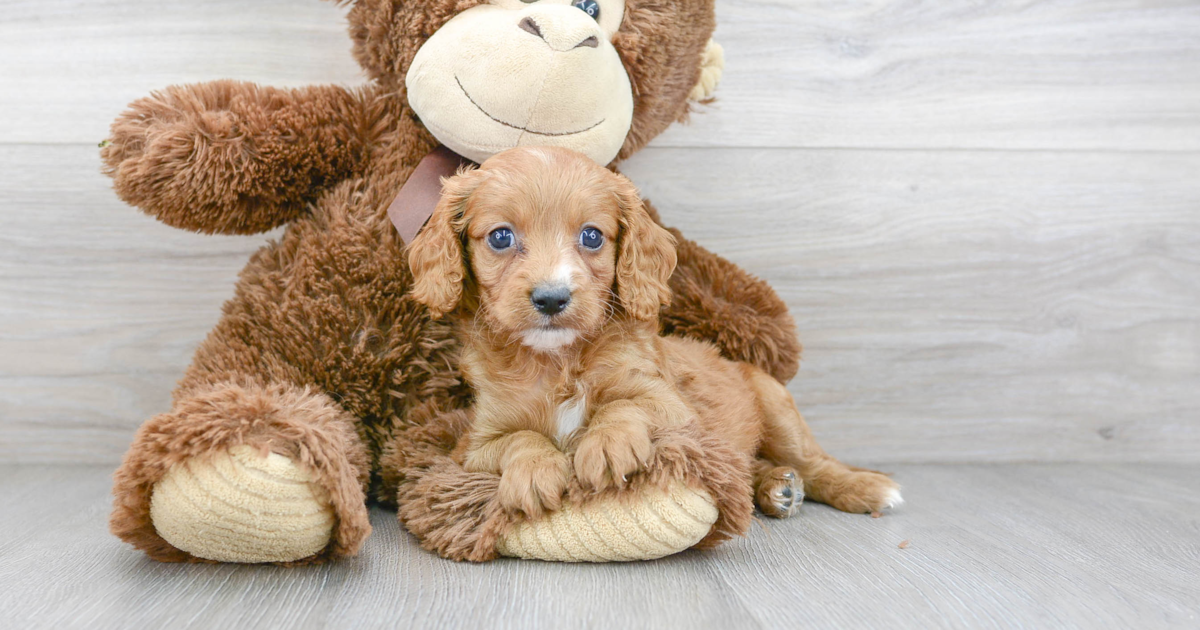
[2,0,1199,465]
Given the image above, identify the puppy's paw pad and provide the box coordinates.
[756,466,803,518]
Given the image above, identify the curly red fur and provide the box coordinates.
[400,148,900,559]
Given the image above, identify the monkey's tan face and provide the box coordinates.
[406,0,633,166]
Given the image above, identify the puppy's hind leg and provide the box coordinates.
[746,369,903,514]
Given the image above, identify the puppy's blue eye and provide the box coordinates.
[579,227,604,250]
[573,0,600,21]
[488,228,515,251]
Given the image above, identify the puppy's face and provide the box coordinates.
[407,147,676,353]
[465,149,622,352]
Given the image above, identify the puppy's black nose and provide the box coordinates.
[531,285,572,316]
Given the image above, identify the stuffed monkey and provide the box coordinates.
[103,0,805,564]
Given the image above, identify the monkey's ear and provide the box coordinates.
[614,175,677,321]
[406,166,483,318]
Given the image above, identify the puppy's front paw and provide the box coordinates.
[497,450,571,519]
[573,422,653,491]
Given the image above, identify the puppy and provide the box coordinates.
[406,146,902,519]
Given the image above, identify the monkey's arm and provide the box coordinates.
[645,201,802,384]
[101,80,368,234]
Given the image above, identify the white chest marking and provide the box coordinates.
[554,397,586,445]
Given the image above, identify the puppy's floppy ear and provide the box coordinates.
[614,175,677,321]
[406,166,483,318]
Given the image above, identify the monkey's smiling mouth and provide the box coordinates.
[455,76,605,137]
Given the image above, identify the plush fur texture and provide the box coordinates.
[394,410,753,562]
[102,0,801,563]
[103,82,370,235]
[403,148,901,555]
[110,381,371,563]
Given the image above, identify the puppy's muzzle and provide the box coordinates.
[531,284,572,316]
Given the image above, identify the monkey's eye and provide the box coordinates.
[488,228,515,251]
[572,0,600,21]
[579,227,604,250]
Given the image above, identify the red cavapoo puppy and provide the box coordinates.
[406,146,902,519]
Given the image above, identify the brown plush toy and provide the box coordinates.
[101,0,809,564]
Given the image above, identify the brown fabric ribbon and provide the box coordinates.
[388,145,473,244]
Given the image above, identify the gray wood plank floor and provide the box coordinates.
[1,464,1196,629]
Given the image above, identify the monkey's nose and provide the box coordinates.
[518,16,544,40]
[518,16,600,51]
[531,285,572,316]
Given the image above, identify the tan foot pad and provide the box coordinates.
[150,445,335,563]
[496,482,718,562]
